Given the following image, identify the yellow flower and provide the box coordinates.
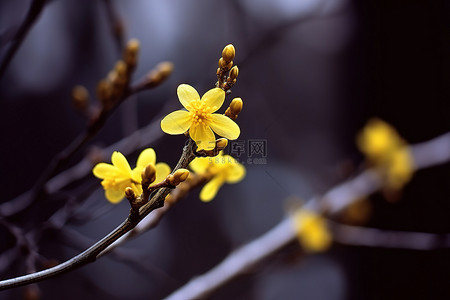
[292,209,332,252]
[161,84,240,151]
[357,118,414,189]
[189,152,245,202]
[357,118,402,160]
[93,148,170,203]
[386,147,414,190]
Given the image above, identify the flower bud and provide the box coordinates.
[71,85,89,112]
[125,187,136,201]
[157,61,174,79]
[124,38,140,68]
[126,39,140,56]
[218,57,227,68]
[222,44,235,62]
[97,79,112,105]
[167,169,190,186]
[229,66,239,80]
[145,61,174,88]
[141,164,156,186]
[230,98,243,114]
[225,98,243,120]
[114,60,128,79]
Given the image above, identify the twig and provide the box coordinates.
[0,81,166,217]
[102,0,125,53]
[0,139,196,291]
[60,223,179,285]
[238,0,346,70]
[100,174,208,257]
[0,0,47,80]
[165,217,294,300]
[163,132,450,300]
[331,222,450,250]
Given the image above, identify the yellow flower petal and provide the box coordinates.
[92,163,118,179]
[202,88,225,113]
[161,110,192,135]
[111,151,132,174]
[386,147,414,189]
[131,183,142,196]
[190,123,216,151]
[357,119,401,160]
[130,168,142,184]
[177,84,200,110]
[189,157,212,174]
[105,189,125,204]
[292,210,332,252]
[155,162,171,183]
[225,160,246,183]
[209,114,240,140]
[200,175,225,202]
[136,148,156,169]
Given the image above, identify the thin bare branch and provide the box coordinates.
[102,0,125,53]
[0,0,47,80]
[0,75,170,217]
[331,222,450,250]
[0,139,196,291]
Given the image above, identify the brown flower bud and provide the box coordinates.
[229,66,239,80]
[230,98,243,114]
[107,70,118,83]
[167,169,190,186]
[157,61,174,79]
[124,38,140,68]
[225,98,243,120]
[144,61,174,88]
[222,44,235,62]
[141,164,156,186]
[125,187,136,201]
[218,57,227,68]
[126,39,140,56]
[97,79,111,104]
[218,58,232,70]
[114,60,128,79]
[71,85,89,112]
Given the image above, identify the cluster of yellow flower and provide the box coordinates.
[93,44,245,204]
[90,43,417,258]
[357,118,414,190]
[290,119,415,253]
[93,149,170,203]
[190,152,245,202]
[292,209,332,252]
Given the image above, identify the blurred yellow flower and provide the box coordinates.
[357,118,414,189]
[357,118,402,160]
[292,209,332,252]
[386,147,414,190]
[161,84,240,151]
[93,148,170,203]
[189,152,245,202]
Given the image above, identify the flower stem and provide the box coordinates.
[0,139,196,291]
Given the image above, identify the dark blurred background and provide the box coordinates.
[0,0,450,299]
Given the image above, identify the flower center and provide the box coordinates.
[189,100,213,125]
